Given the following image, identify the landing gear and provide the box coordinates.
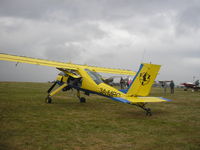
[45,83,68,104]
[80,97,86,103]
[77,90,86,103]
[134,103,152,116]
[47,82,57,93]
[46,96,52,104]
[144,108,152,116]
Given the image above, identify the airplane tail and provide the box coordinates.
[126,63,161,97]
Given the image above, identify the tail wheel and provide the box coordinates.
[80,97,86,103]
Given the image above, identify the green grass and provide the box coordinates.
[0,82,199,150]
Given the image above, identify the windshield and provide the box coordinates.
[58,72,67,76]
[85,69,103,85]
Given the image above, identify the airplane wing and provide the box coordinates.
[0,53,136,75]
[86,66,136,75]
[111,96,171,104]
[0,53,78,70]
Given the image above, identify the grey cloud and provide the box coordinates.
[44,42,86,62]
[176,6,200,33]
[0,0,49,19]
[0,0,200,83]
[0,17,107,58]
[0,0,194,21]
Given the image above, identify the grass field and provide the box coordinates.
[0,82,199,150]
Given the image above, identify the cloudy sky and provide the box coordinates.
[0,0,199,84]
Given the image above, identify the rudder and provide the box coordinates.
[126,63,161,97]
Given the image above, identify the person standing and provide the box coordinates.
[195,80,199,87]
[170,80,175,94]
[163,81,167,94]
[120,77,125,89]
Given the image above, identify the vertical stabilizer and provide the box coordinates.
[126,63,161,97]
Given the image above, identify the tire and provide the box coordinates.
[46,97,52,103]
[80,97,86,103]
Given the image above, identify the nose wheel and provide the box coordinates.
[46,96,52,104]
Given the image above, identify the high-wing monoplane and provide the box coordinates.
[0,53,170,115]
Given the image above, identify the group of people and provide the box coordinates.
[120,77,132,89]
[120,77,176,94]
[161,80,175,94]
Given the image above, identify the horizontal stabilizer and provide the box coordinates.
[111,96,171,104]
[126,96,171,103]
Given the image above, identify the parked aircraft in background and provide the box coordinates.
[181,80,200,91]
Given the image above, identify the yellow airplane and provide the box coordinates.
[0,53,170,116]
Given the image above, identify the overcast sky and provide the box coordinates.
[0,0,200,84]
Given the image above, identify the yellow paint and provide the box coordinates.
[125,96,167,103]
[49,83,67,97]
[127,63,161,97]
[56,75,68,83]
[0,53,136,75]
[0,53,169,103]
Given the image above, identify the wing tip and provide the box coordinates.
[159,97,172,102]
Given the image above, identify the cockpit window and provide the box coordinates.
[58,72,67,76]
[85,69,103,85]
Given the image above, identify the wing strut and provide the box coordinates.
[47,82,57,94]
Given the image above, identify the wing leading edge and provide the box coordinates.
[0,53,78,70]
[0,53,136,75]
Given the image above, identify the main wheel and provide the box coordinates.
[80,97,86,103]
[46,96,52,104]
[146,108,152,116]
